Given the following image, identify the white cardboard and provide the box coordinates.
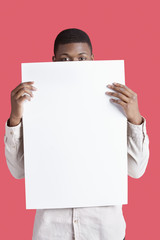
[21,60,128,209]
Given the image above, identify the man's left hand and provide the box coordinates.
[105,82,143,125]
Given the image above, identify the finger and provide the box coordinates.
[11,82,37,96]
[107,83,132,98]
[17,94,32,104]
[105,91,129,103]
[15,87,34,100]
[112,82,136,95]
[11,82,35,96]
[110,98,127,108]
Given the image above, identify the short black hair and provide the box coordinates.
[54,28,93,56]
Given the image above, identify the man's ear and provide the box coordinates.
[52,56,55,61]
[91,54,94,60]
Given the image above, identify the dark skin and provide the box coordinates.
[9,42,143,126]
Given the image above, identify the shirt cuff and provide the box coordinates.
[127,116,147,138]
[5,118,23,139]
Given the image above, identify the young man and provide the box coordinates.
[4,28,149,240]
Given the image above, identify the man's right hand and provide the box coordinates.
[9,81,37,126]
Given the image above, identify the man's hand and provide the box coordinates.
[105,82,143,125]
[9,81,37,126]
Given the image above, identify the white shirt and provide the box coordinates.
[4,116,149,240]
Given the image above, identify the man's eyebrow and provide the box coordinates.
[60,52,88,56]
[78,52,88,55]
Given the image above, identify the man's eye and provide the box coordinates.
[61,58,69,61]
[79,57,87,61]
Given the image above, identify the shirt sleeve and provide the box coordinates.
[127,116,150,178]
[4,118,24,179]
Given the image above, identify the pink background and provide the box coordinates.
[0,0,159,239]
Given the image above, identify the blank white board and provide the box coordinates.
[21,60,128,209]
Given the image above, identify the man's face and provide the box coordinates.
[52,42,94,62]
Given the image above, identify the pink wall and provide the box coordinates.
[0,0,159,239]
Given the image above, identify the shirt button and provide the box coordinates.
[74,219,78,223]
[10,131,13,135]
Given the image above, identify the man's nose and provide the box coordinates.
[71,58,79,61]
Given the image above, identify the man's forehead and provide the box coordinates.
[56,42,91,55]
